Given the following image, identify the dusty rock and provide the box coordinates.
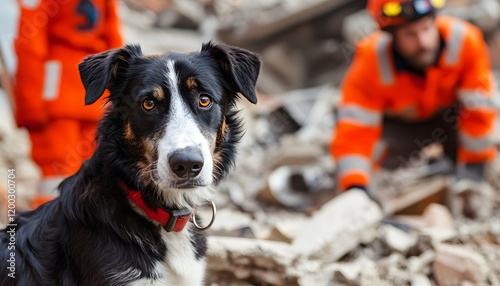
[209,208,253,233]
[332,256,381,285]
[381,224,419,254]
[266,215,307,242]
[420,204,457,243]
[422,203,454,228]
[0,91,41,216]
[433,243,489,286]
[411,274,433,286]
[372,172,449,215]
[408,250,435,276]
[292,190,383,262]
[206,236,298,285]
[377,252,411,284]
[395,204,457,243]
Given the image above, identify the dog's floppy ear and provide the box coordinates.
[79,44,143,105]
[201,42,260,104]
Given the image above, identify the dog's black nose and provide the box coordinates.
[169,148,204,178]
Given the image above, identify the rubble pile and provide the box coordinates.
[0,89,41,226]
[120,0,500,285]
[204,196,500,285]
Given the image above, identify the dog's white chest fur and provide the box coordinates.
[129,226,206,286]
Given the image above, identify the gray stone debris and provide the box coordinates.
[433,243,490,286]
[0,90,41,226]
[381,224,419,255]
[292,190,383,263]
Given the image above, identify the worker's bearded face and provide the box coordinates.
[393,15,440,71]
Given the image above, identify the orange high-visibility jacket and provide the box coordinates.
[14,0,122,129]
[331,16,497,191]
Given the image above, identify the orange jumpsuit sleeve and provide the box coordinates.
[14,0,49,130]
[103,0,123,49]
[330,48,384,191]
[456,25,497,165]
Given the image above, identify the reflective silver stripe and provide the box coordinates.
[21,0,40,9]
[445,21,465,65]
[338,104,382,127]
[42,60,61,101]
[459,132,494,152]
[371,140,388,163]
[457,89,494,110]
[337,155,371,177]
[376,33,394,85]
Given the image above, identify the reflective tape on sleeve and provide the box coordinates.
[457,89,494,110]
[338,104,382,127]
[376,33,394,85]
[459,132,494,153]
[337,155,371,177]
[445,21,465,65]
[42,60,61,101]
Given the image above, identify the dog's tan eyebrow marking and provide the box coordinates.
[152,87,165,101]
[186,76,198,89]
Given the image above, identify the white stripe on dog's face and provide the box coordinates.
[156,60,214,199]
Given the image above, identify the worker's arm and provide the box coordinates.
[330,52,384,192]
[14,0,50,130]
[456,25,497,181]
[103,0,123,49]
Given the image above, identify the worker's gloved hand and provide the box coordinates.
[448,179,494,219]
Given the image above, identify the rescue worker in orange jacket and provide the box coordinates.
[331,0,497,217]
[14,0,122,199]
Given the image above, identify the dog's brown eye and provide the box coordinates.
[142,99,156,111]
[199,95,212,108]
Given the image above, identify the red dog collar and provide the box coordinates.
[123,183,192,232]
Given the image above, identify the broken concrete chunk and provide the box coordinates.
[292,190,383,262]
[381,224,419,254]
[433,243,489,286]
[422,203,454,228]
[332,256,380,285]
[408,250,435,276]
[206,236,299,285]
[411,274,433,286]
[395,203,458,243]
[207,236,296,267]
[208,208,253,233]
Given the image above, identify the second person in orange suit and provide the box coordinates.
[331,0,497,217]
[14,0,123,205]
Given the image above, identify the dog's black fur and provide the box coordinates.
[0,42,260,285]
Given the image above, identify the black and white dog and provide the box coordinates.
[0,42,260,285]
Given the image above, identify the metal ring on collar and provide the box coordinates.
[192,199,217,231]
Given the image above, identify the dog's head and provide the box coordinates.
[78,42,260,207]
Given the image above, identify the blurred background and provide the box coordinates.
[1,0,500,285]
